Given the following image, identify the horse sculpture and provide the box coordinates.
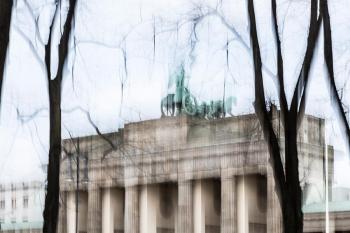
[194,96,236,119]
[161,64,236,119]
[161,93,176,116]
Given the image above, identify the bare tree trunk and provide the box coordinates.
[0,0,12,106]
[43,1,76,233]
[44,78,62,233]
[248,0,320,232]
[283,123,303,233]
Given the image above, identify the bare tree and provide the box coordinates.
[0,0,13,107]
[42,0,77,232]
[247,0,321,232]
[322,0,350,154]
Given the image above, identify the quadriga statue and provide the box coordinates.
[161,64,236,118]
[195,96,236,119]
[161,64,196,116]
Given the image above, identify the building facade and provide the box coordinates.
[0,181,44,233]
[58,111,349,233]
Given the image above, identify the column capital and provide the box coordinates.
[221,167,236,179]
[88,183,100,191]
[221,170,236,180]
[178,179,192,185]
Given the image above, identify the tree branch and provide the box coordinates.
[85,111,118,152]
[16,107,48,124]
[12,25,46,72]
[0,0,13,108]
[22,0,46,46]
[290,1,321,126]
[248,0,286,201]
[322,0,350,154]
[271,0,288,127]
[62,106,119,157]
[187,6,277,81]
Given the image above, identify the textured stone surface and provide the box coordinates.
[58,114,336,233]
[87,187,102,233]
[221,176,236,233]
[125,186,139,233]
[57,191,67,233]
[177,181,193,233]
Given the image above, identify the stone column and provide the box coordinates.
[58,191,67,233]
[125,186,139,233]
[140,185,157,233]
[67,191,76,233]
[267,174,282,233]
[57,191,67,233]
[194,180,205,233]
[237,176,249,233]
[221,176,236,233]
[88,186,102,233]
[102,188,114,233]
[177,180,193,233]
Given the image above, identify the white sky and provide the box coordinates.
[0,0,349,188]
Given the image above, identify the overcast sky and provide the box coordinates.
[0,0,349,189]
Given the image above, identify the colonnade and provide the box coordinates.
[60,175,281,233]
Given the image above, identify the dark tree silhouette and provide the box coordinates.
[322,0,350,154]
[0,0,13,107]
[42,0,77,233]
[247,0,321,232]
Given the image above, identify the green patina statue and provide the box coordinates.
[161,64,236,119]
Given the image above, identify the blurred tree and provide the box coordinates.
[322,0,350,155]
[248,0,321,232]
[0,0,13,108]
[42,0,77,233]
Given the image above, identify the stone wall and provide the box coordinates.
[58,113,335,233]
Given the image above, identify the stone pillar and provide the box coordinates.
[237,176,249,233]
[177,180,193,233]
[67,191,76,233]
[88,186,102,233]
[194,180,205,233]
[125,186,139,233]
[57,191,67,233]
[102,188,114,233]
[140,185,157,233]
[221,176,236,233]
[267,174,282,233]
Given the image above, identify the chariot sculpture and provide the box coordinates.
[161,64,236,119]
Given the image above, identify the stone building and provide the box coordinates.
[0,181,44,233]
[58,110,349,233]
